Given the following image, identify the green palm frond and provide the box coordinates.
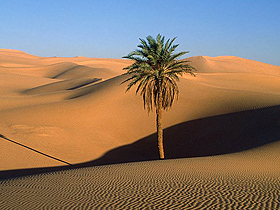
[122,34,196,112]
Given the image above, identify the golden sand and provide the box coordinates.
[0,49,279,209]
[1,148,280,209]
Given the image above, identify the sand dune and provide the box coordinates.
[23,78,101,95]
[0,49,279,208]
[0,49,38,67]
[187,56,280,76]
[0,49,279,170]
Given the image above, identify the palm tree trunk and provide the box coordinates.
[156,90,165,159]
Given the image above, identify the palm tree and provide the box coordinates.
[122,34,196,159]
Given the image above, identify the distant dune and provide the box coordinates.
[0,49,279,209]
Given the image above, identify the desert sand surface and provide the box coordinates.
[0,49,280,209]
[0,144,280,209]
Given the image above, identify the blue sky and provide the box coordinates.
[1,0,279,65]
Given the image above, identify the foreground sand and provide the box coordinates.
[0,49,279,209]
[1,142,280,209]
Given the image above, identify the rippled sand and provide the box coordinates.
[1,156,280,209]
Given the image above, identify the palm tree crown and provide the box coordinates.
[122,34,196,112]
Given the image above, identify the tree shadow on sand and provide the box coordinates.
[1,105,279,180]
[90,105,280,164]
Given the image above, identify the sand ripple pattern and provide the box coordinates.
[1,159,280,209]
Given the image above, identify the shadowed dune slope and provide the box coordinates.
[23,78,101,95]
[0,105,279,180]
[0,49,279,172]
[90,105,280,165]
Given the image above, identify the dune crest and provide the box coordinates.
[187,55,280,75]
